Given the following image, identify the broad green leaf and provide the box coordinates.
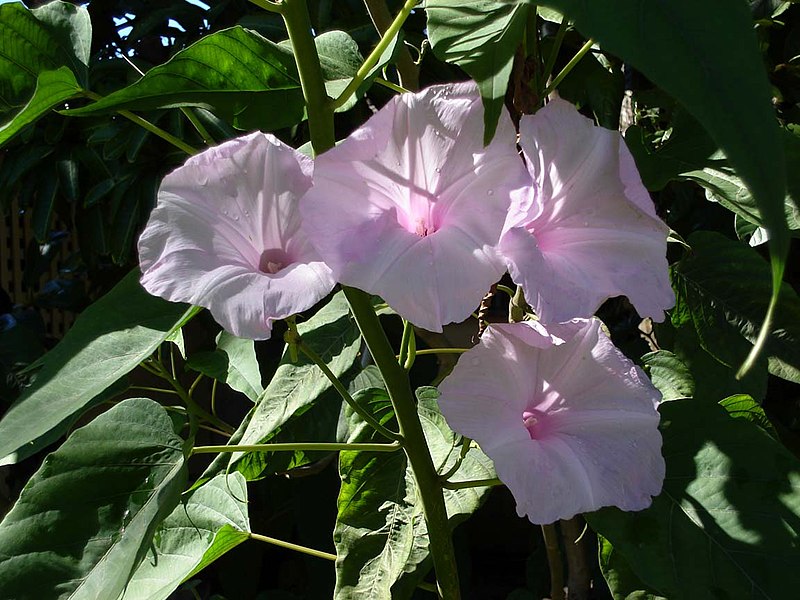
[0,0,89,113]
[427,0,529,143]
[588,399,800,599]
[186,331,263,402]
[556,48,624,130]
[0,398,188,600]
[334,387,494,598]
[30,0,91,80]
[233,292,361,477]
[119,473,250,600]
[641,350,693,401]
[669,322,767,404]
[598,536,667,600]
[0,270,195,463]
[719,394,778,439]
[0,67,82,148]
[65,27,305,132]
[671,231,800,384]
[314,30,363,112]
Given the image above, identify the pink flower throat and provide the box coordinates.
[259,248,290,274]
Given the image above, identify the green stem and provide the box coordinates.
[180,107,216,145]
[403,325,417,371]
[344,287,462,599]
[542,38,594,98]
[130,385,180,395]
[363,0,419,90]
[441,477,503,490]
[332,0,418,110]
[398,320,413,367]
[192,440,402,455]
[247,0,284,13]
[282,0,335,154]
[249,532,336,561]
[509,284,528,323]
[83,91,197,155]
[410,348,469,357]
[374,77,410,94]
[438,436,471,481]
[297,341,402,441]
[540,17,569,94]
[149,360,235,435]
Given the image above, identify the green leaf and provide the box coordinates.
[671,231,800,384]
[599,536,667,600]
[334,387,494,598]
[0,0,90,114]
[119,473,250,600]
[0,67,82,148]
[427,0,529,143]
[719,394,778,439]
[65,27,305,132]
[587,399,800,600]
[186,331,263,402]
[0,271,195,463]
[233,292,361,478]
[641,350,694,401]
[540,0,788,257]
[0,398,188,600]
[314,30,363,112]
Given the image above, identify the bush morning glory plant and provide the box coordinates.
[0,1,799,600]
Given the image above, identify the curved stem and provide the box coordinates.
[82,91,197,155]
[282,0,334,154]
[247,0,284,13]
[409,348,470,357]
[398,319,413,367]
[540,17,569,94]
[542,39,595,98]
[363,0,419,90]
[297,341,402,441]
[192,440,402,455]
[332,0,418,110]
[344,287,462,599]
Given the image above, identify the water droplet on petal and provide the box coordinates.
[233,215,240,221]
[435,167,441,174]
[487,189,494,196]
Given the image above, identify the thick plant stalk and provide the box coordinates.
[280,1,462,596]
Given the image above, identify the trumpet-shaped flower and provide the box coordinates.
[139,133,335,340]
[438,319,664,524]
[500,98,674,323]
[300,82,529,332]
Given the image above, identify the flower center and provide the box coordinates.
[415,218,431,237]
[258,248,290,275]
[522,409,548,440]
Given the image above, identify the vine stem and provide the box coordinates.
[191,440,402,455]
[542,38,595,98]
[332,0,418,109]
[283,0,461,593]
[249,532,337,561]
[344,287,462,600]
[282,0,335,154]
[296,340,402,441]
[363,0,419,89]
[542,524,566,600]
[441,477,503,490]
[82,91,197,155]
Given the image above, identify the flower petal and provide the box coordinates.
[301,82,529,332]
[438,318,664,524]
[501,98,674,323]
[139,133,335,339]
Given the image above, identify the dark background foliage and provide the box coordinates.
[1,0,800,598]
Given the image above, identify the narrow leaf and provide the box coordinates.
[0,271,195,463]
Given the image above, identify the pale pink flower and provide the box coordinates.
[299,82,529,332]
[437,319,664,524]
[500,98,674,323]
[139,133,335,340]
